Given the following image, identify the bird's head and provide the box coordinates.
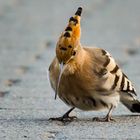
[56,7,82,65]
[54,7,83,99]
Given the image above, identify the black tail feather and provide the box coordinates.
[131,102,140,113]
[120,92,140,113]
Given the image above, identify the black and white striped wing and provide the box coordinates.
[100,49,136,96]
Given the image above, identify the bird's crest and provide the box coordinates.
[56,7,83,64]
[62,7,82,46]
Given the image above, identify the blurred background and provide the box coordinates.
[0,0,140,139]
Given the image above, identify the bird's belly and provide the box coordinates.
[58,73,120,111]
[59,92,120,111]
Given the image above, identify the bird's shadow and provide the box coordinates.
[0,114,139,126]
[47,114,140,125]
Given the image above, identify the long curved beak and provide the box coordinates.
[55,63,65,99]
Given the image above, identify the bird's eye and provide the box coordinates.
[68,45,72,48]
[72,51,76,56]
[60,47,67,51]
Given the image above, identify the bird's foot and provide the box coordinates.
[92,116,116,122]
[49,116,77,122]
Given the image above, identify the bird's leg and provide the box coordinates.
[93,105,116,122]
[49,107,77,122]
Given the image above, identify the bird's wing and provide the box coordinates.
[84,47,136,96]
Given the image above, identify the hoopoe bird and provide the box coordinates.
[49,7,140,122]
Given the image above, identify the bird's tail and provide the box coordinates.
[120,92,140,113]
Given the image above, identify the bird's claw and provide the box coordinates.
[92,116,116,122]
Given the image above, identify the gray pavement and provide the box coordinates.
[0,0,140,139]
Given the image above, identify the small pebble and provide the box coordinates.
[41,132,55,139]
[16,66,29,75]
[46,41,53,48]
[23,135,28,138]
[4,79,21,86]
[33,54,41,60]
[0,91,9,97]
[125,48,138,56]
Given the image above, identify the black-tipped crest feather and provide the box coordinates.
[75,7,82,16]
